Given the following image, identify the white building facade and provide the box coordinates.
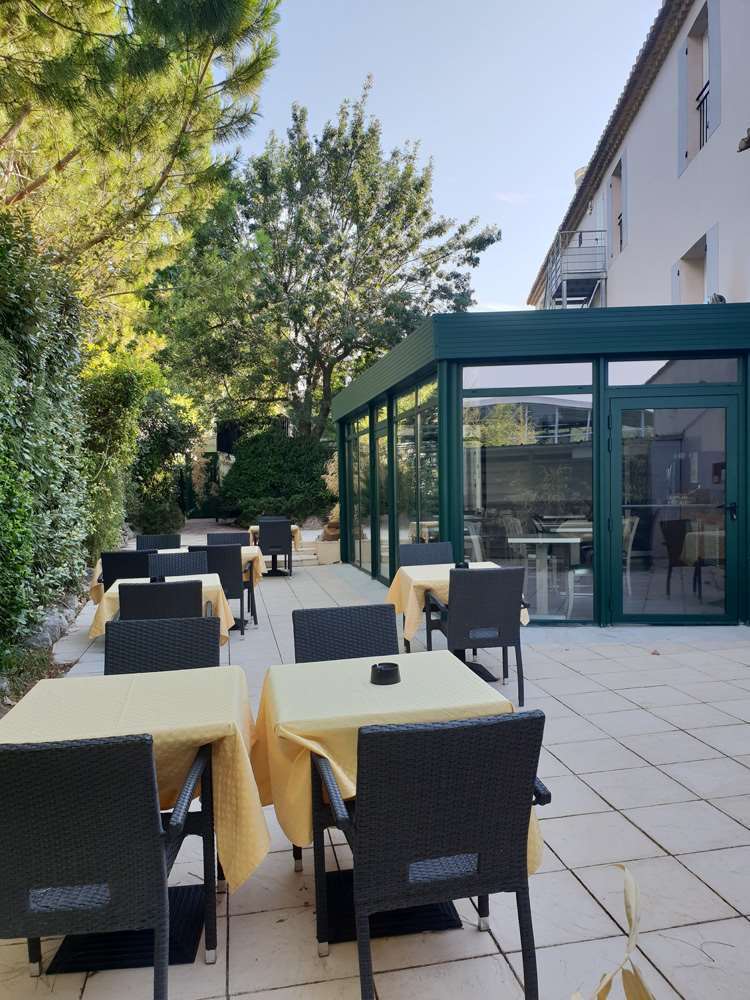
[528,0,750,309]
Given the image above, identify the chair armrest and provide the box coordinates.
[521,599,530,610]
[533,777,551,807]
[313,754,354,838]
[204,600,214,617]
[168,745,211,840]
[425,589,448,614]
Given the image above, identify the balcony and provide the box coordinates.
[697,80,710,149]
[544,229,607,309]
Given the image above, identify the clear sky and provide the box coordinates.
[239,0,661,309]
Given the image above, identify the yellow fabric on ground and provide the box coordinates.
[252,649,543,874]
[250,524,303,552]
[0,667,269,891]
[88,573,235,645]
[386,562,499,642]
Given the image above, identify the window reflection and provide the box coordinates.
[608,357,738,385]
[396,378,440,551]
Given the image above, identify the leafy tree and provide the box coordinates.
[153,82,501,437]
[0,0,279,298]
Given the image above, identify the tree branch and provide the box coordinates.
[0,104,32,149]
[4,145,80,205]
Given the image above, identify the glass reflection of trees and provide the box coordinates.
[396,379,439,546]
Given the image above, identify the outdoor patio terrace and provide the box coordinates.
[4,522,750,999]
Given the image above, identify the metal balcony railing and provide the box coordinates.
[697,80,709,149]
[546,229,607,302]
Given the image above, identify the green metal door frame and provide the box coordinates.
[607,391,741,625]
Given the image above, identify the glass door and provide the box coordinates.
[376,431,390,581]
[609,396,738,622]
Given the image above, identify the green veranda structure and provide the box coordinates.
[331,304,750,625]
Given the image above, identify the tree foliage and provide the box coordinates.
[152,82,501,437]
[0,0,279,300]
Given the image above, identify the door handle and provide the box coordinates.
[717,502,738,521]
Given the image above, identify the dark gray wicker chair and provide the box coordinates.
[292,605,399,663]
[136,533,181,551]
[148,550,208,579]
[105,617,221,674]
[311,712,550,999]
[100,550,153,593]
[206,531,250,546]
[119,580,204,621]
[398,541,454,568]
[425,567,527,705]
[0,733,218,999]
[258,517,293,576]
[190,544,250,634]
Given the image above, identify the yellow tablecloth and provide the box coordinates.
[89,548,188,605]
[252,649,543,873]
[250,524,303,552]
[89,573,235,645]
[386,561,500,642]
[0,667,269,891]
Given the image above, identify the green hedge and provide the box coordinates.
[220,429,336,525]
[0,214,87,651]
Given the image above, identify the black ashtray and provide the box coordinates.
[455,561,469,569]
[370,662,401,685]
[149,576,165,584]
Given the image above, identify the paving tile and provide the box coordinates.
[720,646,750,665]
[651,702,740,729]
[535,675,606,697]
[536,748,572,778]
[624,800,750,853]
[661,756,750,799]
[678,846,750,913]
[540,812,663,868]
[639,917,750,999]
[575,856,735,931]
[0,939,86,999]
[619,730,722,765]
[234,977,362,998]
[548,739,648,774]
[583,766,696,809]
[486,870,620,950]
[709,794,750,827]
[620,685,698,709]
[542,716,606,745]
[509,938,679,999]
[374,955,522,1000]
[711,698,750,723]
[688,681,750,702]
[597,670,676,690]
[539,774,611,819]
[229,846,336,915]
[557,690,637,715]
[687,724,750,756]
[586,709,675,738]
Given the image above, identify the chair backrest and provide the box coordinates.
[0,735,166,939]
[105,617,221,674]
[119,580,203,621]
[206,531,250,547]
[258,517,292,552]
[148,550,207,579]
[352,712,545,913]
[189,544,243,598]
[446,566,524,649]
[100,550,152,593]
[398,541,454,568]
[136,533,181,551]
[660,519,689,561]
[292,605,399,663]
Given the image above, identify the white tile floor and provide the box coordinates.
[4,522,750,998]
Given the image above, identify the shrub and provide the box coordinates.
[220,429,336,524]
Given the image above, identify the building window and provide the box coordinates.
[609,159,624,258]
[676,233,708,304]
[680,2,719,168]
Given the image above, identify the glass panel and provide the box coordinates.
[397,390,417,417]
[463,395,594,621]
[620,406,727,616]
[418,388,439,543]
[376,405,387,426]
[463,362,593,390]
[418,377,438,409]
[377,433,389,578]
[609,358,738,385]
[356,413,370,433]
[358,431,371,572]
[349,436,361,565]
[396,406,417,547]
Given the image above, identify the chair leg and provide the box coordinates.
[201,755,218,964]
[477,894,490,931]
[248,578,258,625]
[425,615,433,651]
[217,858,226,892]
[502,646,509,682]
[355,910,375,1000]
[472,648,478,659]
[515,641,525,707]
[240,589,245,637]
[403,615,410,653]
[311,764,329,956]
[27,938,42,977]
[516,886,539,1000]
[666,563,672,596]
[293,843,304,872]
[153,892,170,1000]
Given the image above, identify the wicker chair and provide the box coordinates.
[105,617,221,674]
[425,567,527,704]
[0,734,218,999]
[292,605,399,663]
[136,533,181,551]
[119,580,204,621]
[312,712,550,999]
[100,550,153,593]
[258,517,293,576]
[190,544,251,633]
[148,550,208,579]
[398,541,454,568]
[206,532,250,546]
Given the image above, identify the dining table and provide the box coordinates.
[88,573,235,644]
[508,535,582,616]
